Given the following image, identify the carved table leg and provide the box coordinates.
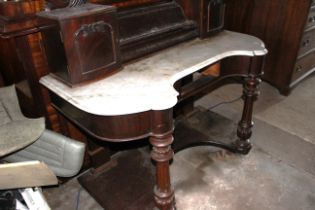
[149,110,175,210]
[234,57,263,154]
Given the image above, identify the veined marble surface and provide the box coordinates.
[40,31,267,116]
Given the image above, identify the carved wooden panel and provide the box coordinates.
[74,21,117,75]
[38,4,121,85]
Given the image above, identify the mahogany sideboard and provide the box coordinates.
[0,0,227,170]
[224,0,315,95]
[40,31,267,210]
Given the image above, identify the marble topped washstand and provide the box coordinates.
[40,30,267,210]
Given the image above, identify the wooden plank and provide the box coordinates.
[0,161,58,190]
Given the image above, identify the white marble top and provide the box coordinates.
[40,31,267,116]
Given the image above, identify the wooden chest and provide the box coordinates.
[224,0,315,95]
[37,3,121,86]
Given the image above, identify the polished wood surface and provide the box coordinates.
[1,2,264,209]
[14,33,59,127]
[43,0,225,66]
[149,109,175,210]
[47,53,265,209]
[51,57,263,210]
[38,4,121,85]
[0,1,44,117]
[0,0,43,38]
[0,0,225,125]
[224,0,313,95]
[50,91,152,141]
[234,57,263,154]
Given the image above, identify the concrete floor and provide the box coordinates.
[44,74,315,210]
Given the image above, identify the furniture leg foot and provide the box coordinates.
[233,138,252,155]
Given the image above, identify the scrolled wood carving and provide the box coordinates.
[74,21,112,38]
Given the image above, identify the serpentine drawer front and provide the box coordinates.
[298,29,315,57]
[293,2,315,86]
[293,51,315,82]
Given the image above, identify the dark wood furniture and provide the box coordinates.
[224,0,315,95]
[0,0,225,143]
[1,0,268,209]
[0,0,111,170]
[40,31,267,209]
[37,0,226,85]
[1,1,267,208]
[0,0,226,115]
[37,4,121,85]
[0,0,44,118]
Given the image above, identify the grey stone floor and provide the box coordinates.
[44,74,315,210]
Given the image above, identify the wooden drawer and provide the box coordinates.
[306,7,315,29]
[292,51,315,82]
[298,29,315,56]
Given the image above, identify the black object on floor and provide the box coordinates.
[173,108,237,153]
[0,190,16,210]
[78,148,156,210]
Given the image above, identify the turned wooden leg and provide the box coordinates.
[234,57,263,154]
[149,110,175,210]
[234,75,260,154]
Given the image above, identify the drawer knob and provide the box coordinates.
[302,39,310,47]
[309,16,315,23]
[296,65,303,73]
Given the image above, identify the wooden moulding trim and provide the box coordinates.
[0,18,40,38]
[0,0,44,38]
[52,103,153,142]
[50,92,154,142]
